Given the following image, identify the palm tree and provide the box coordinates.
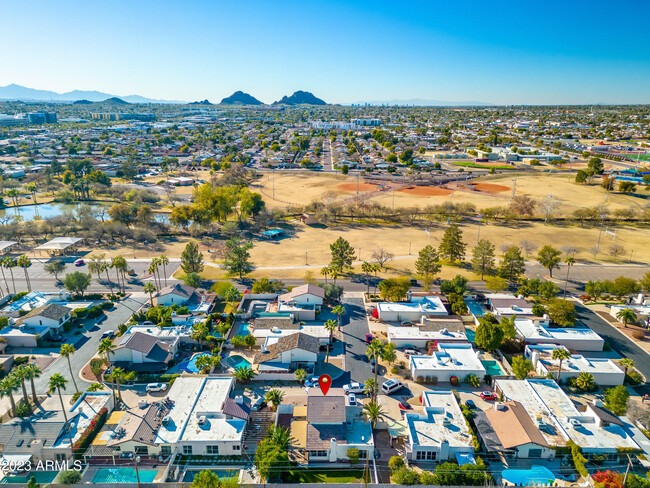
[619,358,635,376]
[366,339,384,401]
[111,367,135,403]
[233,365,256,383]
[265,389,285,411]
[88,254,105,284]
[383,343,397,366]
[12,367,29,405]
[563,257,575,299]
[362,401,384,429]
[111,256,127,293]
[330,268,340,285]
[552,348,572,381]
[23,364,41,404]
[17,255,32,292]
[3,257,17,294]
[361,261,373,294]
[27,183,38,204]
[100,261,113,293]
[267,425,295,450]
[371,263,381,294]
[159,254,169,286]
[576,372,595,391]
[616,308,637,328]
[148,258,160,291]
[60,344,79,393]
[195,354,214,374]
[0,375,19,416]
[332,305,345,331]
[0,260,9,296]
[363,378,376,398]
[98,338,117,404]
[6,189,19,207]
[324,319,337,363]
[48,374,75,456]
[294,369,307,384]
[143,282,157,307]
[320,266,330,285]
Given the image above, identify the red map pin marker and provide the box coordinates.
[318,374,332,396]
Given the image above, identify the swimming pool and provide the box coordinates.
[92,468,158,483]
[227,354,252,370]
[1,471,58,484]
[182,469,240,482]
[178,352,212,373]
[238,322,250,337]
[466,329,476,342]
[481,360,504,376]
[501,465,555,486]
[465,300,487,317]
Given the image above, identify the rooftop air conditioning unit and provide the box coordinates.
[235,395,244,405]
[442,417,451,427]
[198,416,207,425]
[570,419,581,428]
[495,403,507,411]
[441,328,448,335]
[162,415,171,425]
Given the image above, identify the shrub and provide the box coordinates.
[90,358,104,376]
[101,301,114,310]
[347,448,360,464]
[10,291,28,302]
[73,407,108,452]
[13,356,29,366]
[569,440,588,478]
[391,367,399,375]
[392,467,421,485]
[632,330,645,341]
[388,456,405,472]
[626,370,643,385]
[58,471,82,485]
[592,470,624,488]
[16,400,33,417]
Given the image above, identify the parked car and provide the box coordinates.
[398,397,413,410]
[100,330,115,339]
[403,348,419,357]
[251,396,267,411]
[381,379,404,395]
[343,382,364,394]
[305,377,321,388]
[146,383,167,393]
[127,268,136,276]
[74,259,85,266]
[465,399,477,409]
[480,391,498,401]
[400,321,414,326]
[348,393,357,406]
[49,334,65,342]
[365,333,373,343]
[409,279,418,286]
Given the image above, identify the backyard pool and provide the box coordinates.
[183,469,240,482]
[178,352,212,373]
[1,471,58,484]
[466,329,476,342]
[501,465,555,486]
[481,360,504,376]
[227,354,252,370]
[92,468,158,483]
[237,322,250,337]
[465,300,487,317]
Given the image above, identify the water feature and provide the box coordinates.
[0,202,168,223]
[501,465,555,486]
[91,468,157,483]
[237,322,250,336]
[227,354,252,370]
[481,360,504,376]
[177,352,212,373]
[1,471,58,484]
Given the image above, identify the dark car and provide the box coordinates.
[409,279,418,286]
[49,334,65,342]
[465,399,477,409]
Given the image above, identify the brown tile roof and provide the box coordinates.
[19,303,70,322]
[419,317,465,332]
[280,284,325,302]
[107,400,172,447]
[589,403,623,427]
[307,395,346,423]
[222,398,251,421]
[250,317,298,330]
[158,283,197,299]
[305,423,347,450]
[116,332,173,364]
[485,401,548,449]
[254,332,319,364]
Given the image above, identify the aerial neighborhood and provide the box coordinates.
[0,93,648,488]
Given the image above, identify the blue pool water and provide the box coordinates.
[178,352,212,373]
[465,300,487,317]
[238,322,250,337]
[1,471,58,484]
[228,354,252,370]
[481,360,504,376]
[466,329,476,342]
[183,469,240,482]
[92,468,158,483]
[501,465,555,486]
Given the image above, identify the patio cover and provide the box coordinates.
[35,237,82,250]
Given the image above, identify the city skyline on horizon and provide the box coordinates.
[1,0,649,105]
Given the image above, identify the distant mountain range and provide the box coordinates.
[220,91,262,105]
[273,90,326,105]
[0,84,185,104]
[348,98,492,107]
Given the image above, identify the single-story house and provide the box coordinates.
[156,284,216,313]
[376,295,448,322]
[409,343,486,383]
[17,303,71,334]
[112,331,174,372]
[254,332,319,372]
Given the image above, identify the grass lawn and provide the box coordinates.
[286,468,369,483]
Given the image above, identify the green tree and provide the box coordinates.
[48,374,75,456]
[474,319,504,351]
[184,272,202,289]
[255,437,289,481]
[98,338,117,404]
[498,247,525,283]
[329,236,355,273]
[512,355,534,380]
[332,304,345,330]
[324,319,337,363]
[438,224,466,262]
[143,282,156,306]
[537,245,561,278]
[223,238,254,279]
[189,470,222,488]
[294,369,307,384]
[0,375,18,416]
[44,259,66,281]
[362,400,384,428]
[23,364,41,404]
[609,276,640,298]
[440,275,468,295]
[63,272,92,296]
[615,308,637,328]
[415,245,441,289]
[618,181,637,193]
[551,348,571,381]
[563,256,575,299]
[547,299,576,327]
[471,239,496,279]
[366,340,384,401]
[181,241,204,275]
[233,365,256,383]
[251,277,284,293]
[604,385,629,416]
[378,277,411,301]
[575,372,596,391]
[618,358,635,376]
[485,276,508,292]
[265,389,285,411]
[59,344,79,393]
[17,255,32,292]
[640,272,650,292]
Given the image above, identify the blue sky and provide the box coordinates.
[1,0,649,104]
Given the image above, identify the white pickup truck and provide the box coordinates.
[343,382,364,394]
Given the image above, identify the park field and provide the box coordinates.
[250,171,648,214]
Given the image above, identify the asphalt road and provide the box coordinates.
[574,303,650,396]
[30,296,147,394]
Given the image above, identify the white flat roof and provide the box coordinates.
[253,325,329,341]
[538,356,623,376]
[156,376,205,445]
[34,237,83,250]
[410,343,484,373]
[378,296,447,314]
[515,319,603,342]
[611,304,650,316]
[407,390,473,449]
[388,326,467,342]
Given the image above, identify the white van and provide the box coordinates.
[381,379,403,395]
